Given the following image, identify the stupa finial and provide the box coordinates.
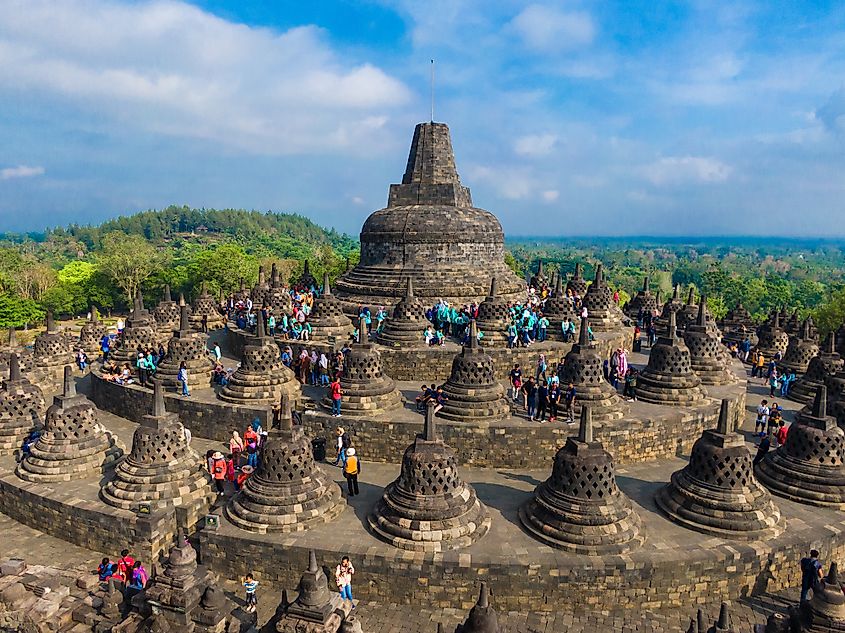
[594,263,603,284]
[308,549,318,573]
[697,296,707,327]
[357,316,366,344]
[163,284,172,303]
[63,365,76,397]
[578,405,594,443]
[686,286,695,305]
[424,399,437,441]
[825,331,836,354]
[467,319,479,349]
[9,353,20,382]
[323,272,331,296]
[489,277,498,298]
[153,380,166,417]
[279,395,292,431]
[643,276,650,293]
[477,582,489,608]
[717,603,730,630]
[668,309,678,339]
[578,316,590,347]
[716,398,731,435]
[812,384,828,419]
[672,284,679,300]
[406,277,414,299]
[46,310,56,333]
[179,303,190,332]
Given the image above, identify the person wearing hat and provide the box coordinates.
[237,464,254,490]
[343,447,360,497]
[210,451,226,495]
[332,427,350,467]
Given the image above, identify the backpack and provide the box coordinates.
[341,433,352,449]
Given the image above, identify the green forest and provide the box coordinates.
[3,207,845,334]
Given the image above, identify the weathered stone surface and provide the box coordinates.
[17,366,123,482]
[720,303,758,348]
[791,333,842,404]
[190,283,225,331]
[377,278,430,346]
[251,265,271,308]
[565,263,587,298]
[754,311,790,360]
[109,292,158,365]
[455,583,499,633]
[474,278,511,346]
[0,354,45,456]
[656,399,782,540]
[684,298,735,386]
[78,309,107,358]
[100,381,213,512]
[153,285,182,343]
[33,311,72,370]
[757,386,845,507]
[519,406,644,554]
[308,273,354,344]
[780,319,820,375]
[581,264,622,332]
[155,303,212,388]
[334,122,525,309]
[368,402,490,551]
[799,562,845,631]
[623,276,660,319]
[437,321,510,423]
[227,398,344,533]
[0,559,26,576]
[275,550,349,633]
[542,275,579,341]
[299,260,318,290]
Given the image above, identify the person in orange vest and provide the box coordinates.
[343,447,360,497]
[211,451,226,496]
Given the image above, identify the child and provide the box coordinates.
[97,558,117,582]
[335,556,355,604]
[242,573,259,613]
[237,464,254,490]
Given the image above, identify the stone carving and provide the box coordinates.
[17,366,123,482]
[720,303,758,348]
[623,276,659,319]
[321,317,402,417]
[519,406,644,553]
[33,311,72,370]
[308,273,355,344]
[780,319,820,375]
[684,298,735,386]
[267,263,293,316]
[219,316,301,405]
[754,311,790,359]
[529,260,548,290]
[685,604,733,633]
[368,401,490,551]
[756,386,845,507]
[190,282,225,331]
[109,291,158,365]
[252,265,271,308]
[560,317,625,421]
[101,381,213,512]
[581,264,621,332]
[474,278,511,346]
[275,550,351,633]
[377,278,430,346]
[334,122,525,309]
[542,275,579,341]
[636,311,707,406]
[799,562,845,630]
[227,397,344,533]
[455,583,499,633]
[155,303,212,389]
[232,277,249,304]
[78,308,107,358]
[437,320,510,422]
[299,260,318,289]
[0,354,45,456]
[153,285,181,338]
[656,399,782,540]
[792,333,843,404]
[565,263,587,298]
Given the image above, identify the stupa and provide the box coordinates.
[307,273,354,344]
[321,317,402,417]
[190,282,225,330]
[529,260,549,289]
[519,406,644,553]
[100,381,212,512]
[800,563,845,630]
[581,264,621,332]
[17,366,123,482]
[565,263,588,298]
[33,311,71,371]
[474,277,511,346]
[720,303,757,347]
[792,334,843,404]
[153,285,180,339]
[377,278,430,346]
[275,550,350,633]
[298,260,318,289]
[0,354,46,456]
[437,320,510,423]
[676,287,699,331]
[455,583,500,633]
[780,319,820,375]
[77,307,107,358]
[251,265,271,308]
[635,311,707,405]
[623,276,659,319]
[755,311,790,359]
[655,399,782,540]
[266,263,293,316]
[542,275,579,341]
[232,277,249,304]
[756,386,845,507]
[659,285,684,334]
[368,401,490,551]
[559,317,625,421]
[155,304,212,389]
[226,397,344,533]
[334,122,525,308]
[684,298,735,386]
[110,291,158,365]
[218,316,301,405]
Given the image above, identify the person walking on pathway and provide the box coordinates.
[800,549,823,603]
[178,361,190,397]
[335,556,355,605]
[343,447,360,497]
[329,376,342,417]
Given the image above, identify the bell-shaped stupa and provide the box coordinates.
[565,263,588,298]
[377,278,430,346]
[474,278,512,346]
[17,366,123,482]
[0,355,46,456]
[155,303,212,389]
[581,264,621,332]
[792,333,843,404]
[368,401,490,551]
[307,273,354,344]
[623,276,659,319]
[756,386,845,507]
[780,318,819,375]
[684,298,735,386]
[33,311,72,370]
[802,563,845,628]
[251,265,271,308]
[190,282,224,330]
[227,397,344,533]
[110,291,157,365]
[754,311,789,359]
[437,320,510,422]
[455,583,500,633]
[101,381,212,512]
[655,399,782,540]
[519,406,644,553]
[78,307,107,358]
[153,285,181,341]
[334,122,525,308]
[542,275,579,341]
[266,263,293,316]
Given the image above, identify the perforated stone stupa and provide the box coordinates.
[101,381,212,513]
[560,317,625,421]
[756,386,845,507]
[227,397,344,533]
[368,401,490,551]
[219,317,301,405]
[624,276,659,319]
[636,311,707,406]
[266,263,293,317]
[155,304,212,389]
[720,303,757,347]
[437,320,510,423]
[565,263,588,298]
[298,259,318,289]
[251,265,271,308]
[755,312,790,359]
[377,278,430,346]
[33,311,71,370]
[153,285,181,341]
[0,354,45,456]
[780,319,820,375]
[519,406,644,554]
[334,122,525,308]
[78,308,107,358]
[800,562,845,630]
[275,550,350,633]
[110,292,158,365]
[542,275,579,341]
[190,282,225,330]
[684,298,735,386]
[655,399,782,540]
[474,278,511,346]
[17,366,123,482]
[581,265,621,332]
[321,317,402,417]
[307,273,354,344]
[455,583,500,633]
[791,333,843,404]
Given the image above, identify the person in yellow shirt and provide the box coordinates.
[343,447,360,497]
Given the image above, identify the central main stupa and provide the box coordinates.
[334,122,526,309]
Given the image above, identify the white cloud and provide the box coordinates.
[514,133,557,157]
[0,165,45,180]
[644,156,732,186]
[541,189,559,202]
[510,5,595,52]
[351,196,365,205]
[0,0,411,155]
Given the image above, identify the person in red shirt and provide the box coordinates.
[329,377,343,417]
[237,464,254,489]
[777,421,788,447]
[116,549,135,584]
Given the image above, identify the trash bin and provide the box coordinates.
[311,437,327,462]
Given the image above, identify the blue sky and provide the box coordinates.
[0,0,843,236]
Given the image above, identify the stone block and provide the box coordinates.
[0,558,26,576]
[76,575,99,591]
[0,581,27,606]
